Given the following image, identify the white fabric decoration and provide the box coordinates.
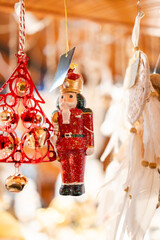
[99,54,160,240]
[124,12,144,90]
[123,51,140,89]
[143,96,160,165]
[100,86,130,162]
[127,51,151,125]
[98,9,160,240]
[132,13,144,48]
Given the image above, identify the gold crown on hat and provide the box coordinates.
[59,69,83,94]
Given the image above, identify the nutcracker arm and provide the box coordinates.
[83,108,94,150]
[51,110,59,136]
[86,147,94,155]
[50,110,59,147]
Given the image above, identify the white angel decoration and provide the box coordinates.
[98,7,160,240]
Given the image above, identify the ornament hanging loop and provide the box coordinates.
[14,162,20,174]
[137,0,144,18]
[132,0,145,49]
[18,0,26,55]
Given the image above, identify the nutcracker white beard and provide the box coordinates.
[60,101,75,124]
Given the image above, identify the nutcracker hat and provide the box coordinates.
[59,68,83,94]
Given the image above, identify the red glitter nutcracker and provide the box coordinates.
[51,68,94,196]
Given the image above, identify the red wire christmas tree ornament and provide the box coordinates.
[0,0,56,192]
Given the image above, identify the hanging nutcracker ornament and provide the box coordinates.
[0,0,56,192]
[50,0,94,196]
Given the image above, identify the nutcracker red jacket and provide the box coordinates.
[52,107,94,152]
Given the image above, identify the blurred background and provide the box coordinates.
[0,0,159,240]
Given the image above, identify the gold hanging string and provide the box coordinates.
[64,0,69,56]
[64,0,78,69]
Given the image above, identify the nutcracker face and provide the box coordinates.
[59,92,77,110]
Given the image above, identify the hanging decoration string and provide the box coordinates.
[132,0,144,49]
[19,0,25,54]
[64,0,78,69]
[137,0,144,18]
[64,0,69,55]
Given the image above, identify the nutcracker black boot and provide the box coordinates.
[59,184,71,195]
[70,184,85,196]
